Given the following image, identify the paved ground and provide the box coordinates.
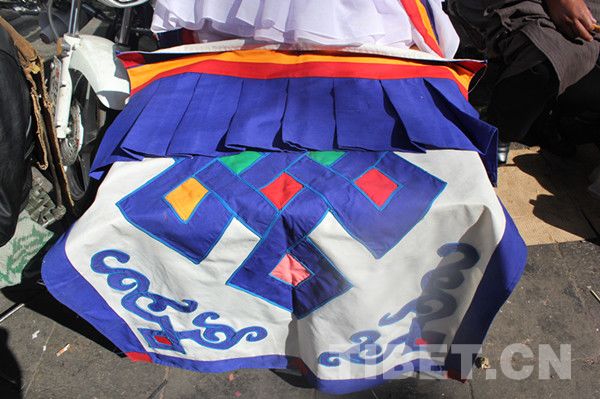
[2,240,599,398]
[498,144,600,245]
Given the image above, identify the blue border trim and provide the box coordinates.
[41,232,147,355]
[41,206,526,396]
[444,202,527,376]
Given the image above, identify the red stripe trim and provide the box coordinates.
[130,59,468,97]
[455,60,485,75]
[126,352,152,363]
[119,52,147,69]
[398,0,444,57]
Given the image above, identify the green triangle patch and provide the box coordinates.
[219,152,263,174]
[308,151,345,166]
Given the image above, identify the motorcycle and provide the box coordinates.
[0,0,41,15]
[44,0,153,213]
[0,0,154,349]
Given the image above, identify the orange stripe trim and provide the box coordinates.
[129,59,471,98]
[415,0,438,44]
[125,50,473,97]
[398,0,443,57]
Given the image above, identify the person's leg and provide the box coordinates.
[479,30,560,163]
[485,58,559,163]
[560,61,600,198]
[486,59,558,144]
[556,61,600,117]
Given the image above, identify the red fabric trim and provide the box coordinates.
[126,352,153,363]
[290,358,310,376]
[130,60,469,97]
[119,53,147,69]
[446,368,467,383]
[181,29,196,45]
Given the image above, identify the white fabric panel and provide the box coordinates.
[63,150,505,380]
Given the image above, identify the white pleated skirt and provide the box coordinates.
[152,0,460,57]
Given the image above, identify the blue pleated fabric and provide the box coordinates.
[92,73,498,182]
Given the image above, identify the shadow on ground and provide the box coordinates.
[1,283,123,357]
[510,144,600,241]
[0,327,22,398]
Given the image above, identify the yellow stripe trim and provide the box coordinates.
[415,1,438,46]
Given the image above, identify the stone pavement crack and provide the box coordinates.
[147,379,168,399]
[468,380,475,399]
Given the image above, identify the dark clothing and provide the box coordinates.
[487,43,600,142]
[558,61,600,116]
[486,50,558,142]
[0,26,31,246]
[451,0,600,93]
[450,0,600,142]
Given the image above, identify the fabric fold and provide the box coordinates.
[121,73,199,157]
[334,78,399,151]
[225,78,290,151]
[92,49,495,182]
[167,74,243,156]
[281,78,335,150]
[91,73,497,183]
[92,80,160,178]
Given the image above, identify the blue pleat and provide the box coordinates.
[90,78,160,179]
[225,78,291,151]
[120,74,199,157]
[282,78,336,150]
[423,78,498,183]
[334,79,397,150]
[90,73,498,183]
[167,74,243,156]
[381,78,476,152]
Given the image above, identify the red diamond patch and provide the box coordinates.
[155,335,172,346]
[355,169,398,207]
[261,173,303,210]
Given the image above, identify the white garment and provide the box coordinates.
[152,0,460,57]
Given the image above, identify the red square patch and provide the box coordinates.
[355,169,399,207]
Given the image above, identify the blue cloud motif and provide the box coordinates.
[318,243,480,367]
[91,250,267,354]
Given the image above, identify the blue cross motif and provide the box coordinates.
[117,152,446,318]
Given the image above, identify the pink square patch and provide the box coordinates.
[270,254,312,286]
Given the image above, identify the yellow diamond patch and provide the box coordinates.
[165,178,208,222]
